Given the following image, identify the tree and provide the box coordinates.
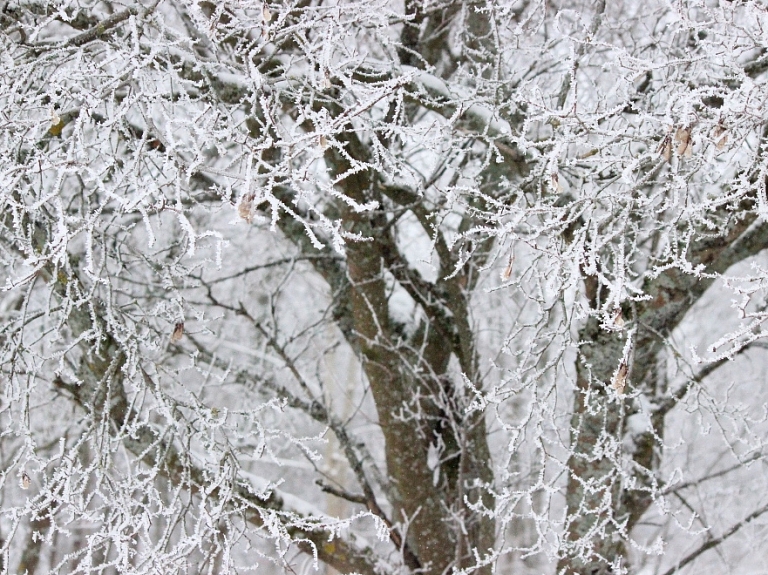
[2,0,768,574]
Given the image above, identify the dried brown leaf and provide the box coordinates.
[612,361,628,394]
[675,126,692,156]
[238,193,255,223]
[658,135,672,162]
[170,322,184,343]
[501,254,515,281]
[550,172,563,193]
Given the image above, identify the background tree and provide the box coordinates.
[2,1,768,575]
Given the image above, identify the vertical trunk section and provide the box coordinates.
[558,318,628,575]
[347,238,456,574]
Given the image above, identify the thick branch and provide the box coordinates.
[32,6,141,49]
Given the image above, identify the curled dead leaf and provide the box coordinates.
[657,134,672,162]
[501,254,515,281]
[170,322,184,343]
[612,361,628,394]
[675,126,692,157]
[613,308,625,328]
[238,193,255,223]
[713,124,728,151]
[550,172,563,193]
[20,472,30,490]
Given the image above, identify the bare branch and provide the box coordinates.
[660,501,768,575]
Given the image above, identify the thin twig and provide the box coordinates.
[195,255,343,285]
[660,501,768,575]
[315,480,366,505]
[653,338,759,419]
[662,452,762,496]
[183,327,421,570]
